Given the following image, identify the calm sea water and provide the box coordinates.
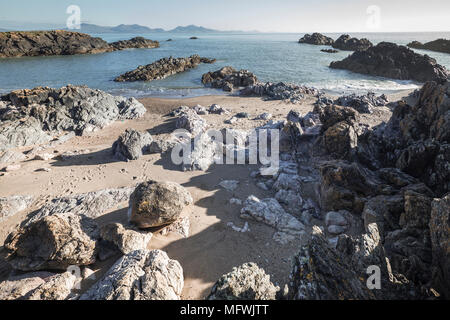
[0,32,449,98]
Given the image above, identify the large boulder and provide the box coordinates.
[298,33,334,45]
[112,129,153,161]
[208,263,279,300]
[100,223,152,255]
[4,212,100,271]
[129,181,193,228]
[115,55,216,82]
[80,250,183,300]
[330,42,448,83]
[332,34,373,51]
[202,66,258,92]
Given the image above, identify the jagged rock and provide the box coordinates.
[335,92,388,114]
[112,129,153,161]
[129,181,193,228]
[160,216,190,238]
[430,195,450,298]
[24,272,76,300]
[100,223,152,255]
[255,112,272,120]
[287,110,302,123]
[275,189,303,214]
[0,85,146,151]
[315,104,360,131]
[0,30,112,57]
[35,187,134,219]
[115,55,216,82]
[407,39,450,54]
[202,66,258,91]
[330,42,448,83]
[193,105,208,115]
[0,195,33,221]
[4,212,100,271]
[325,211,351,235]
[0,273,47,300]
[80,250,183,300]
[298,33,334,45]
[332,34,373,51]
[289,226,376,300]
[175,109,207,136]
[322,121,358,158]
[241,82,320,104]
[240,196,305,243]
[110,37,159,50]
[208,104,230,115]
[148,137,179,154]
[208,263,279,300]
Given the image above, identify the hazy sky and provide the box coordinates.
[1,0,449,32]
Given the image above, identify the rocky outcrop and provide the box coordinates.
[334,92,388,114]
[407,39,450,54]
[202,66,258,92]
[241,196,305,244]
[430,195,450,298]
[332,34,373,51]
[115,55,216,82]
[0,195,33,221]
[321,49,338,53]
[129,181,193,229]
[4,212,100,271]
[298,33,334,45]
[0,31,160,58]
[109,37,159,50]
[208,263,279,300]
[330,42,449,83]
[0,30,112,57]
[80,250,183,300]
[0,85,146,151]
[112,129,153,161]
[240,82,320,104]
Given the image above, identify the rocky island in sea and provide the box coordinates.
[0,30,159,58]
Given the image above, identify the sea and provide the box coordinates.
[0,32,449,98]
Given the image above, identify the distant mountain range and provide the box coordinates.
[0,22,250,34]
[74,23,236,34]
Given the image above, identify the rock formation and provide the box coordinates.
[208,263,279,300]
[129,181,193,228]
[112,129,154,161]
[298,33,334,45]
[0,31,160,58]
[332,34,373,51]
[407,39,450,54]
[202,66,258,92]
[114,55,216,82]
[80,250,183,300]
[0,85,146,151]
[330,42,449,83]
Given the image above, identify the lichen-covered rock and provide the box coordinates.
[4,212,100,271]
[101,223,152,255]
[208,263,279,300]
[115,55,215,82]
[322,122,358,158]
[315,104,360,131]
[80,250,183,300]
[112,129,153,161]
[129,181,193,228]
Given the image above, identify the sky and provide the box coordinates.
[0,0,449,33]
